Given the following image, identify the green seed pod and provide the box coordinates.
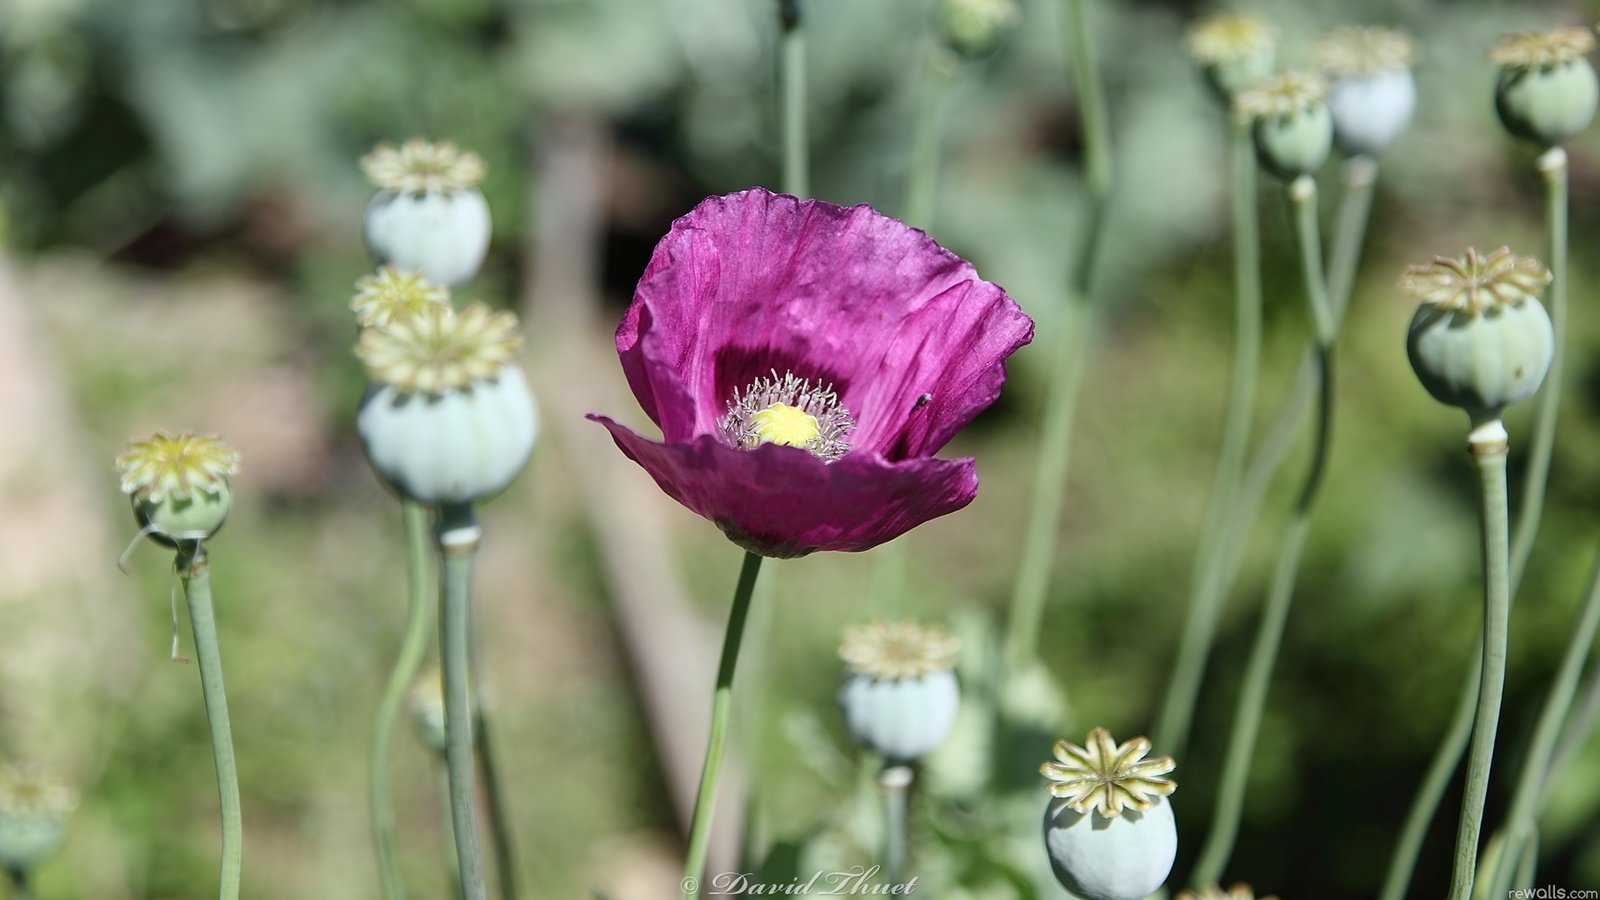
[1491,28,1598,147]
[116,433,241,548]
[836,621,961,762]
[360,139,491,288]
[1401,247,1554,425]
[1317,27,1417,156]
[1040,729,1178,900]
[1235,71,1333,179]
[356,304,538,505]
[0,766,76,872]
[1186,14,1276,105]
[939,0,1019,59]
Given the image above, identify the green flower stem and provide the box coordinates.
[370,501,433,900]
[1190,175,1335,886]
[473,706,519,900]
[1380,145,1570,900]
[1003,0,1112,666]
[436,759,462,896]
[682,551,766,898]
[438,503,487,900]
[1447,425,1512,900]
[780,0,807,198]
[1484,547,1600,897]
[1544,655,1600,807]
[1325,155,1377,316]
[1515,831,1539,889]
[179,549,243,900]
[7,867,31,900]
[904,51,958,231]
[1154,117,1263,755]
[878,765,913,886]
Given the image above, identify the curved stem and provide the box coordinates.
[1485,547,1600,896]
[1447,428,1512,900]
[473,706,519,900]
[1190,176,1334,885]
[879,765,913,886]
[370,501,434,900]
[682,551,766,898]
[438,504,487,900]
[1380,145,1569,900]
[780,2,807,198]
[180,550,243,900]
[1003,0,1112,666]
[1154,118,1263,755]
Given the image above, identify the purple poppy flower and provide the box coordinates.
[589,188,1034,558]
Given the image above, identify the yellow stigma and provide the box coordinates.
[749,403,821,449]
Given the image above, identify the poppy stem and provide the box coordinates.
[474,704,520,900]
[1153,117,1263,756]
[682,551,766,898]
[7,867,30,900]
[438,503,487,900]
[1482,547,1600,897]
[1381,146,1568,900]
[1002,0,1112,667]
[1447,423,1512,900]
[370,500,433,900]
[878,765,912,887]
[179,548,244,900]
[903,50,958,231]
[436,757,463,896]
[780,1,808,198]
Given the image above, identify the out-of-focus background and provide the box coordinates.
[2,0,1599,896]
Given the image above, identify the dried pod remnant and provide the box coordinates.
[361,138,492,288]
[1187,13,1276,102]
[1317,26,1417,156]
[1041,728,1179,900]
[1235,71,1334,178]
[356,304,538,506]
[1492,27,1598,146]
[837,620,960,762]
[117,432,241,547]
[1402,247,1554,425]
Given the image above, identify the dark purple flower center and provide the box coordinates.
[717,370,855,462]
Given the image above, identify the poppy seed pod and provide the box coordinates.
[0,766,76,872]
[116,432,241,548]
[837,621,961,762]
[940,0,1019,59]
[1492,28,1598,147]
[1236,71,1334,179]
[1040,729,1178,900]
[356,304,538,505]
[361,139,491,288]
[1401,247,1554,425]
[1186,13,1276,104]
[1318,27,1417,156]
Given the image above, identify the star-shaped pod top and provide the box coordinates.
[591,189,1033,558]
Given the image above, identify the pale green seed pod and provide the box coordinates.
[1186,14,1276,104]
[360,139,492,288]
[1492,28,1598,147]
[1401,247,1554,425]
[939,0,1019,58]
[1040,729,1178,900]
[1318,27,1417,156]
[1236,71,1333,179]
[837,621,960,763]
[356,304,538,505]
[116,433,240,548]
[0,766,76,872]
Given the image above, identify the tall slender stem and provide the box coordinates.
[1544,657,1600,807]
[780,0,807,199]
[1154,118,1263,755]
[1003,0,1112,665]
[1447,424,1512,900]
[435,759,462,896]
[1190,175,1335,885]
[682,551,766,898]
[438,504,486,900]
[8,866,32,900]
[904,52,958,231]
[1381,146,1569,900]
[370,501,433,900]
[473,707,519,900]
[878,765,913,886]
[1484,548,1600,896]
[180,550,243,900]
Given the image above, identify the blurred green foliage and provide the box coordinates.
[3,0,1600,897]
